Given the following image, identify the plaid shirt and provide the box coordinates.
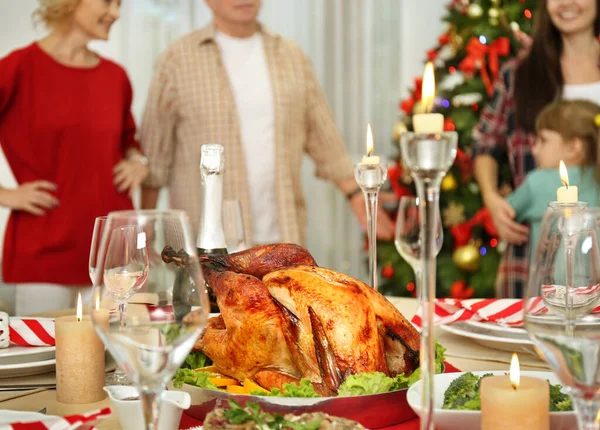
[140,23,354,246]
[472,59,536,298]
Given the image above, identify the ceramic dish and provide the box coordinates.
[407,370,576,430]
[0,345,55,366]
[464,320,528,338]
[104,385,191,430]
[439,322,537,355]
[0,358,55,378]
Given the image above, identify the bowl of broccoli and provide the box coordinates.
[406,371,576,430]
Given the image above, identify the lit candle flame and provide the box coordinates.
[76,292,83,322]
[422,62,436,113]
[510,352,520,390]
[559,160,569,189]
[366,123,374,157]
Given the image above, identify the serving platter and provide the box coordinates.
[168,380,416,428]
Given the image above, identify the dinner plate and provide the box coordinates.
[0,345,55,366]
[439,322,537,355]
[0,358,56,378]
[463,320,529,339]
[0,410,59,425]
[407,371,576,430]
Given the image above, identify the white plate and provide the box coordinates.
[0,358,55,378]
[464,320,528,338]
[439,322,537,355]
[0,410,59,425]
[0,345,55,366]
[407,371,576,430]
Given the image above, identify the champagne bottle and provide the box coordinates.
[197,144,228,255]
[173,144,228,319]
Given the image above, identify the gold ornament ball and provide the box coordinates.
[441,174,458,191]
[489,16,499,26]
[393,121,408,140]
[488,7,500,18]
[453,244,481,272]
[468,3,484,18]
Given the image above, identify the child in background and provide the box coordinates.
[506,99,600,262]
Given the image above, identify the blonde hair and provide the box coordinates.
[536,99,600,183]
[33,0,80,29]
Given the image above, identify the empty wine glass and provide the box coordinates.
[89,216,107,287]
[222,199,247,252]
[103,224,149,325]
[524,206,600,430]
[91,210,210,430]
[394,196,443,289]
[89,215,130,385]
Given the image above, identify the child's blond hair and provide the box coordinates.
[536,99,600,183]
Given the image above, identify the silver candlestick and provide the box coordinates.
[354,162,388,291]
[400,131,457,430]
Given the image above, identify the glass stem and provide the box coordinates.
[364,190,380,291]
[571,394,600,430]
[415,178,441,430]
[119,301,126,328]
[565,237,576,336]
[140,388,162,430]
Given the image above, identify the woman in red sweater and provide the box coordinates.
[0,0,148,314]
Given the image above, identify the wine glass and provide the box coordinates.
[91,210,210,430]
[394,196,443,291]
[222,199,247,252]
[103,224,150,324]
[524,206,600,430]
[89,216,107,287]
[89,216,130,385]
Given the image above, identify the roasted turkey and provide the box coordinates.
[163,243,420,396]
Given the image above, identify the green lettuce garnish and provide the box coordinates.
[338,372,394,396]
[173,369,217,389]
[182,351,212,369]
[256,379,319,398]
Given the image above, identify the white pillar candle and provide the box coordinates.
[481,354,549,430]
[413,62,444,134]
[55,293,107,404]
[557,160,578,203]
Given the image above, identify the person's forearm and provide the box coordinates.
[334,177,360,196]
[474,154,500,197]
[141,186,160,209]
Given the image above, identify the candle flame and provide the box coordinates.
[366,123,374,156]
[510,352,520,390]
[76,292,83,322]
[422,62,436,113]
[559,160,569,188]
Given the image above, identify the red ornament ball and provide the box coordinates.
[382,264,395,279]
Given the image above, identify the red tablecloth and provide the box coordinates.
[178,362,460,430]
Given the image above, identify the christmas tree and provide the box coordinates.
[378,0,537,298]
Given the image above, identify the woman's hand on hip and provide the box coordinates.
[0,181,59,215]
[113,158,149,195]
[483,191,529,244]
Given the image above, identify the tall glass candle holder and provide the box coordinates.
[354,162,387,291]
[400,131,457,430]
[545,201,588,334]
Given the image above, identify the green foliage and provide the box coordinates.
[378,0,538,297]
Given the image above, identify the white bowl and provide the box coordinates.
[104,386,191,430]
[406,371,577,430]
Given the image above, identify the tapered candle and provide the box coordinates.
[55,292,107,404]
[481,353,549,430]
[412,62,444,133]
[557,160,578,203]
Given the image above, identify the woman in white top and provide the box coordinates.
[472,0,600,298]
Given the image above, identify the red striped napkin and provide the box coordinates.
[0,407,111,430]
[411,294,600,329]
[9,318,55,347]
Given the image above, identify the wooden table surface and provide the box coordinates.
[0,298,548,429]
